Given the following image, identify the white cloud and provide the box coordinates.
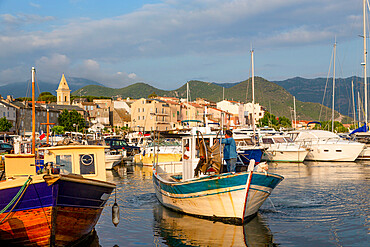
[0,0,365,87]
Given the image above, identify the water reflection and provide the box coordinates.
[153,204,276,247]
[97,162,369,246]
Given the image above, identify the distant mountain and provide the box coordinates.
[73,77,351,123]
[0,77,103,98]
[273,76,362,118]
[212,82,240,88]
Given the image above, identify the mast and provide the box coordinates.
[293,96,297,130]
[364,0,368,127]
[32,67,36,154]
[332,41,336,132]
[352,80,356,127]
[251,49,256,137]
[187,81,189,123]
[358,92,362,125]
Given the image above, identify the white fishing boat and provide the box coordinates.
[260,135,309,162]
[105,150,123,169]
[289,130,365,161]
[153,129,284,224]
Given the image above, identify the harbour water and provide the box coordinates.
[92,161,369,246]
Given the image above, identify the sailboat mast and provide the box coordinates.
[187,81,189,123]
[251,50,256,136]
[32,67,36,154]
[332,41,336,132]
[293,96,297,130]
[352,80,356,127]
[364,0,368,127]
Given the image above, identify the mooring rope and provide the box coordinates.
[0,176,33,224]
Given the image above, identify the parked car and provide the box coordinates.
[104,138,140,156]
[0,143,13,154]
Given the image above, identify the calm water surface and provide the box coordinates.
[92,161,369,246]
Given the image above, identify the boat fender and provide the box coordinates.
[112,188,120,227]
[112,202,119,227]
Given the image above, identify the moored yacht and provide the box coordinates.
[289,130,365,161]
[260,135,309,162]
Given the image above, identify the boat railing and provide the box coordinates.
[156,161,183,178]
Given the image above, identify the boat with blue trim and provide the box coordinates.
[153,131,284,224]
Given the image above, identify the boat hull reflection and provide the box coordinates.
[153,204,275,247]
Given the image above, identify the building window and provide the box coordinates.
[143,116,145,120]
[142,108,145,112]
[138,108,140,113]
[51,113,54,117]
[138,116,140,120]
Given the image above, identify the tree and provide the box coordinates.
[37,92,56,102]
[257,112,291,130]
[314,121,347,133]
[51,125,65,135]
[58,110,86,132]
[148,92,157,98]
[0,117,12,132]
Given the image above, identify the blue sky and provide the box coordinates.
[0,0,367,89]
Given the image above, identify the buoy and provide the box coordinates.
[112,188,120,227]
[112,202,119,227]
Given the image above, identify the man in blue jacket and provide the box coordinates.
[221,129,237,172]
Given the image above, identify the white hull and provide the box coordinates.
[304,143,364,161]
[290,130,365,162]
[262,149,309,162]
[356,145,370,160]
[105,154,123,169]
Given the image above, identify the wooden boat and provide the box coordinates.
[153,131,284,224]
[0,145,115,246]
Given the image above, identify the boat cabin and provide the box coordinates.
[155,132,221,182]
[4,145,108,182]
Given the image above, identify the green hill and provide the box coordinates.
[73,77,351,123]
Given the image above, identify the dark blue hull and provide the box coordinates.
[237,147,265,165]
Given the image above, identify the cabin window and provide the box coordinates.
[262,138,274,144]
[79,154,95,174]
[336,150,342,152]
[274,137,285,143]
[56,155,72,174]
[324,150,329,152]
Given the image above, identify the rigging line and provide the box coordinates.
[35,73,41,98]
[319,45,334,122]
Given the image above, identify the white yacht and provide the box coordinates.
[289,130,365,161]
[260,135,309,162]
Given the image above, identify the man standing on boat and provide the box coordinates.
[221,130,237,173]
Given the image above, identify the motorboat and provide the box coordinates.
[289,130,365,161]
[260,135,309,162]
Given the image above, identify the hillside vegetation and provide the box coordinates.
[73,77,352,123]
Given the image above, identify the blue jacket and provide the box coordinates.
[221,137,237,160]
